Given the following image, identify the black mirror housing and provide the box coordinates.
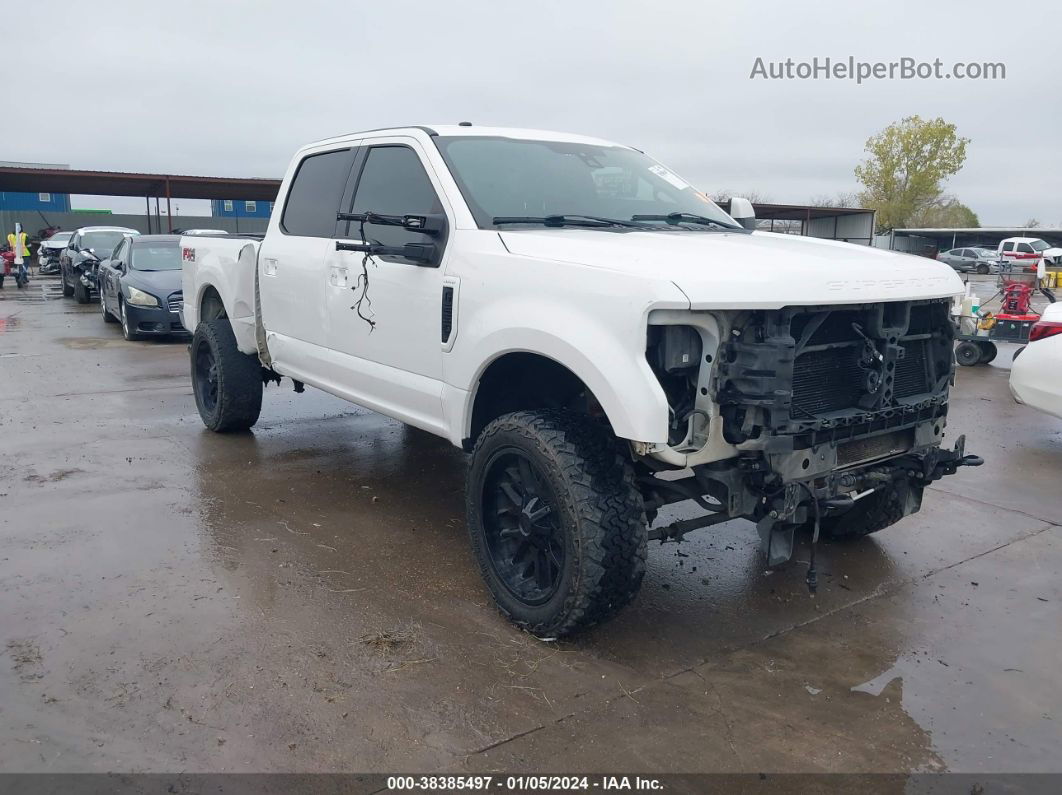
[336,240,438,266]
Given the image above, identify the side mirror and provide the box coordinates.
[729,197,757,231]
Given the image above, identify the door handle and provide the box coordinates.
[263,258,278,276]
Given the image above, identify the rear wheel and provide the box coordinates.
[190,318,263,432]
[466,410,647,637]
[955,340,982,367]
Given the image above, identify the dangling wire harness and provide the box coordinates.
[800,481,821,594]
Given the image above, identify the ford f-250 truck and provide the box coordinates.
[181,125,981,636]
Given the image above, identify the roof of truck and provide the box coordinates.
[311,125,631,150]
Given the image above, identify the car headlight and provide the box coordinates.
[126,286,159,307]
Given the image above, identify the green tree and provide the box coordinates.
[855,116,970,232]
[909,196,980,228]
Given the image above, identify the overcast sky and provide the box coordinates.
[10,0,1059,224]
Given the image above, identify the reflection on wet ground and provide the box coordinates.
[0,289,1059,774]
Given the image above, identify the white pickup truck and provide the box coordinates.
[181,124,981,636]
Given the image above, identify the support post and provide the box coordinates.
[165,177,172,233]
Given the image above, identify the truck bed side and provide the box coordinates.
[180,235,262,356]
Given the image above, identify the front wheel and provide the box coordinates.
[190,319,263,432]
[120,300,144,341]
[466,410,647,637]
[101,293,117,323]
[74,280,90,304]
[819,484,911,540]
[976,263,989,275]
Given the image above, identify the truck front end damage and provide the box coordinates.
[640,298,982,568]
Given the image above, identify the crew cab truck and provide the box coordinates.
[181,125,982,636]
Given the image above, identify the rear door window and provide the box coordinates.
[1017,243,1034,254]
[281,148,358,238]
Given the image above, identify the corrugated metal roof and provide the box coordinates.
[0,166,280,201]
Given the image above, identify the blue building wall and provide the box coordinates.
[211,199,273,218]
[0,191,71,212]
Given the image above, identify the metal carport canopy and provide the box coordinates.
[0,165,280,201]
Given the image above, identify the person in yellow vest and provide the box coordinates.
[7,224,31,285]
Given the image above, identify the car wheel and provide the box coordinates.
[819,484,910,540]
[74,280,90,304]
[976,264,989,275]
[955,341,982,367]
[120,300,144,341]
[978,341,998,364]
[1013,345,1026,361]
[466,410,647,637]
[190,319,263,432]
[61,266,73,297]
[101,293,117,323]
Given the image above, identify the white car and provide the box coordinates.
[1010,303,1062,420]
[180,125,981,635]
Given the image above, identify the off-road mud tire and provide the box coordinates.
[191,318,263,432]
[820,486,905,540]
[467,410,647,637]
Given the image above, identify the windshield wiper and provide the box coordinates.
[630,212,740,230]
[493,214,643,229]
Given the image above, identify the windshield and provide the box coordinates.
[130,242,181,271]
[46,232,72,245]
[1031,239,1050,251]
[81,231,127,254]
[433,136,739,230]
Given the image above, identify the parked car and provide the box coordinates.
[180,125,980,636]
[998,237,1062,274]
[60,226,140,303]
[1010,303,1062,420]
[98,234,188,340]
[937,247,1001,274]
[37,231,73,275]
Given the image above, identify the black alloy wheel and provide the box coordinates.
[481,449,566,605]
[194,338,219,415]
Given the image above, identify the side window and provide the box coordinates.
[348,146,443,247]
[69,234,79,250]
[1002,242,1014,252]
[1017,243,1034,254]
[281,148,357,238]
[960,249,974,258]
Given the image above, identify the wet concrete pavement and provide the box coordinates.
[1,280,1059,774]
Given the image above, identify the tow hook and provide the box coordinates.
[930,434,984,479]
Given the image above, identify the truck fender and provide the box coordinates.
[453,321,671,446]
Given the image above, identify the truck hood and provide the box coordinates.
[499,229,964,308]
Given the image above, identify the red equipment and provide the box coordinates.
[996,278,1038,323]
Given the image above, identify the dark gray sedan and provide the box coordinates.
[98,235,188,341]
